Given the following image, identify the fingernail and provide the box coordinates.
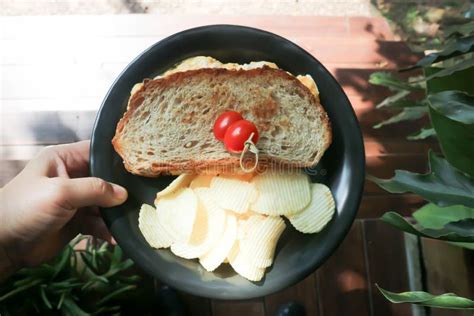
[111,183,128,200]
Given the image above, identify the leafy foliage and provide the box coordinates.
[404,35,474,70]
[377,285,474,309]
[368,13,474,311]
[407,127,436,140]
[381,212,474,242]
[368,152,474,208]
[0,236,142,315]
[428,91,474,177]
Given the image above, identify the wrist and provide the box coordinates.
[0,188,19,281]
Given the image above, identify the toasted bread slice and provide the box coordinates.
[112,67,332,176]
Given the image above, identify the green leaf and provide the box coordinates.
[377,285,474,309]
[426,66,474,95]
[405,35,474,70]
[452,242,474,250]
[375,90,411,108]
[407,127,436,140]
[413,203,474,249]
[53,246,72,279]
[413,203,474,229]
[428,91,474,177]
[40,286,53,309]
[95,284,136,306]
[0,279,42,301]
[369,72,422,91]
[374,106,427,129]
[444,21,474,38]
[424,57,474,82]
[80,252,99,275]
[57,292,66,309]
[381,212,474,242]
[111,246,123,267]
[368,151,474,208]
[62,297,91,316]
[428,91,474,124]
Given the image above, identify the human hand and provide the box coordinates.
[0,140,127,274]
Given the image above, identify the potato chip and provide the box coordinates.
[171,189,226,259]
[227,242,265,282]
[238,214,266,239]
[155,173,195,202]
[240,216,286,268]
[287,183,335,234]
[155,188,198,243]
[209,175,258,214]
[250,171,311,215]
[199,213,237,272]
[189,174,214,189]
[138,204,174,248]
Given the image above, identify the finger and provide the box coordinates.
[52,140,91,178]
[27,141,91,178]
[54,177,127,210]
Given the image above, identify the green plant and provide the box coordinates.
[0,236,142,315]
[368,15,474,311]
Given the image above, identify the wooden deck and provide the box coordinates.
[1,15,473,315]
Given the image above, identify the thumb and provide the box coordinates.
[57,177,128,209]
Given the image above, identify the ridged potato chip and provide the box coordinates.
[250,171,311,215]
[238,214,266,239]
[171,189,226,259]
[199,213,237,272]
[287,183,335,234]
[228,242,265,282]
[240,216,286,268]
[155,173,195,201]
[209,175,258,214]
[155,188,198,243]
[138,204,174,248]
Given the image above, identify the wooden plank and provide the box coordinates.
[211,299,265,316]
[264,273,319,316]
[364,140,439,158]
[317,220,371,315]
[1,40,414,101]
[177,292,212,316]
[1,111,94,145]
[421,238,474,316]
[0,15,353,40]
[1,16,394,42]
[153,279,211,316]
[358,194,425,219]
[348,16,397,41]
[366,154,429,178]
[364,219,414,316]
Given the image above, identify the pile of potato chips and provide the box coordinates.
[139,171,335,281]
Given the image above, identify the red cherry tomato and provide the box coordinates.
[224,120,259,153]
[213,111,243,141]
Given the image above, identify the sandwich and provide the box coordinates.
[112,56,332,176]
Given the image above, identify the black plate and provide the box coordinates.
[90,25,365,300]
